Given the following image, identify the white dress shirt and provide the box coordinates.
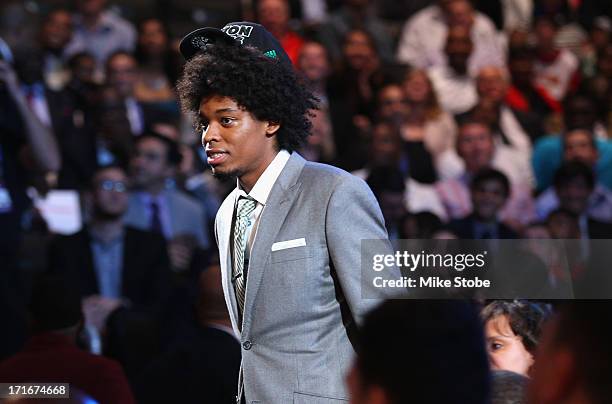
[234,150,291,260]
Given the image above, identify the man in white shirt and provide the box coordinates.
[429,25,478,114]
[397,0,504,74]
[177,22,394,403]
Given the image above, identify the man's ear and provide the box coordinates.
[265,121,281,136]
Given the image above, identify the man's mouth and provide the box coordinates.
[206,149,228,166]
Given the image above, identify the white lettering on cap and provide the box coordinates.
[221,24,253,44]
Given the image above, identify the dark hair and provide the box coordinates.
[177,43,317,152]
[104,50,137,73]
[554,302,612,403]
[89,163,128,190]
[135,131,183,167]
[399,211,443,238]
[357,300,490,404]
[67,51,95,70]
[490,370,528,404]
[482,300,552,353]
[134,17,183,84]
[546,207,579,224]
[471,168,511,198]
[457,114,493,132]
[553,161,596,190]
[563,128,596,151]
[29,274,82,333]
[366,166,406,197]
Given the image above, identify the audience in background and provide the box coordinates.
[0,275,135,404]
[396,0,503,73]
[436,119,534,230]
[428,24,479,114]
[125,132,209,273]
[48,165,172,378]
[446,168,518,239]
[65,0,137,71]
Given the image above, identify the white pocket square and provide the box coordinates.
[271,238,306,251]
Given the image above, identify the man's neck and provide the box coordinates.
[238,151,279,194]
[90,217,124,242]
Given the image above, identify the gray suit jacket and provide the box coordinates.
[215,153,393,403]
[124,189,209,249]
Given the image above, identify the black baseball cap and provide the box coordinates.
[179,21,291,68]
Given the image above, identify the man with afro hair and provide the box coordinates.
[177,22,394,403]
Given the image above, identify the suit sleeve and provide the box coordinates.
[325,174,397,326]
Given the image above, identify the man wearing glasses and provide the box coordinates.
[49,165,171,365]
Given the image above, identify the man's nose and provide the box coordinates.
[202,123,218,147]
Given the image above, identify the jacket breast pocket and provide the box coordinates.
[270,244,313,264]
[293,392,348,403]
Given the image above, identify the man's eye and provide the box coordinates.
[221,117,234,125]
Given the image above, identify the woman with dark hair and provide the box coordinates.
[482,300,553,376]
[133,18,182,109]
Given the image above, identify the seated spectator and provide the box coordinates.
[297,40,357,169]
[330,29,389,126]
[458,66,532,155]
[505,45,561,125]
[446,168,519,239]
[579,16,612,78]
[532,94,612,191]
[482,300,552,376]
[64,0,137,72]
[106,51,158,136]
[396,0,503,74]
[133,18,182,111]
[134,262,241,404]
[36,8,74,90]
[580,43,612,136]
[399,211,444,239]
[48,166,172,376]
[0,274,135,404]
[527,302,612,404]
[536,130,612,222]
[125,132,210,272]
[366,166,407,240]
[352,121,447,221]
[436,119,535,230]
[543,162,612,239]
[401,68,457,169]
[491,370,528,404]
[375,81,438,184]
[347,300,490,404]
[256,0,304,66]
[533,15,579,102]
[428,24,479,115]
[315,0,395,64]
[546,208,581,239]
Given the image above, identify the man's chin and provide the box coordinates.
[211,167,239,182]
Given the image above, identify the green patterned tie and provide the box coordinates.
[233,196,257,316]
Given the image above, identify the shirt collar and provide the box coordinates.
[237,150,291,205]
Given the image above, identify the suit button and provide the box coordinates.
[243,340,252,350]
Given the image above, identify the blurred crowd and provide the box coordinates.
[0,0,611,403]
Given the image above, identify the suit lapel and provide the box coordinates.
[241,153,306,335]
[219,189,241,334]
